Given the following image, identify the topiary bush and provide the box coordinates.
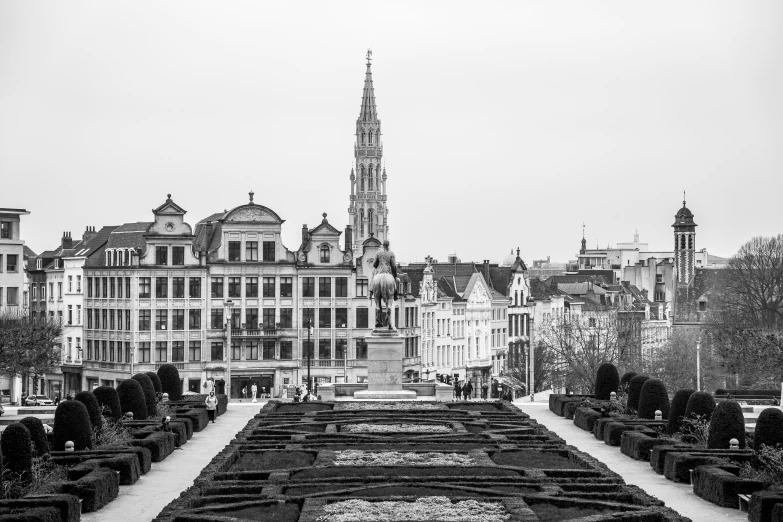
[93,385,122,421]
[707,400,746,449]
[753,407,783,451]
[684,391,716,421]
[53,400,93,451]
[75,391,103,430]
[145,371,162,395]
[19,417,49,457]
[627,375,650,412]
[1,423,32,483]
[667,389,695,434]
[594,362,620,400]
[117,379,148,420]
[132,373,158,417]
[620,371,638,390]
[637,378,670,419]
[158,364,183,401]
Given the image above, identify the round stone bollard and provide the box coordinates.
[65,441,75,452]
[162,392,169,403]
[730,438,739,449]
[655,410,662,421]
[610,392,617,402]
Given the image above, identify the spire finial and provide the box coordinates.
[683,190,686,207]
[322,212,327,222]
[249,190,254,203]
[167,193,172,200]
[366,48,372,64]
[582,222,585,239]
[516,247,521,257]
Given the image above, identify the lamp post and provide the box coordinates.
[307,320,313,395]
[696,336,701,392]
[130,344,135,377]
[225,298,235,398]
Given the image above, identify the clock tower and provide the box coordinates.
[672,195,697,286]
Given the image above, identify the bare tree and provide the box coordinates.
[0,313,62,380]
[505,341,556,393]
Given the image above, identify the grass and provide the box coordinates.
[292,466,520,479]
[529,502,616,521]
[491,450,578,469]
[231,451,315,471]
[201,503,301,522]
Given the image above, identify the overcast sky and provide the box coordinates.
[2,1,781,264]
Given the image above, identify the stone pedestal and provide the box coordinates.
[353,329,416,400]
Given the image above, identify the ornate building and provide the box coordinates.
[348,51,389,254]
[673,197,697,286]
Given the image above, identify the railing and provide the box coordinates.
[298,359,367,368]
[231,328,278,338]
[466,357,491,368]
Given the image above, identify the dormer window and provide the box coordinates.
[36,259,42,270]
[320,245,330,263]
[698,300,707,312]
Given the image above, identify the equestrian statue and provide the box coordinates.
[369,240,399,329]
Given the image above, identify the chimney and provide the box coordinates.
[345,225,352,253]
[301,224,309,246]
[61,231,73,249]
[82,225,97,243]
[483,260,490,283]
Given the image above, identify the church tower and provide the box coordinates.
[348,50,388,255]
[672,195,697,286]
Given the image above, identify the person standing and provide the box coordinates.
[463,381,472,401]
[205,391,218,423]
[454,381,461,401]
[251,383,258,403]
[241,386,247,400]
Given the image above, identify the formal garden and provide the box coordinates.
[0,364,228,521]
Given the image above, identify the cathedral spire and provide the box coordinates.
[360,49,377,122]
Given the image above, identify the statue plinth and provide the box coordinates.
[353,329,416,400]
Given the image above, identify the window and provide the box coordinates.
[231,340,241,360]
[228,277,241,298]
[87,277,93,297]
[356,279,368,298]
[109,277,115,298]
[335,308,348,328]
[245,241,258,261]
[211,277,223,298]
[101,309,106,329]
[280,277,292,297]
[0,222,9,239]
[302,308,315,328]
[172,309,185,330]
[156,309,167,330]
[156,277,168,298]
[333,278,348,298]
[279,308,292,328]
[189,309,201,329]
[211,342,223,361]
[155,341,167,362]
[58,282,63,299]
[280,341,292,359]
[319,339,331,359]
[49,282,53,300]
[247,341,259,360]
[302,340,314,359]
[246,277,258,298]
[320,245,330,263]
[318,308,331,328]
[139,278,151,298]
[68,275,73,292]
[263,308,275,329]
[172,246,185,265]
[302,277,315,297]
[262,340,275,359]
[172,277,185,298]
[245,308,258,329]
[355,339,367,359]
[139,342,151,363]
[656,274,663,283]
[156,246,168,265]
[172,341,184,362]
[87,309,93,328]
[319,278,331,297]
[336,339,347,361]
[228,241,241,261]
[67,305,73,325]
[210,309,223,329]
[117,277,123,298]
[125,310,131,330]
[262,277,275,297]
[189,341,201,361]
[588,317,596,327]
[231,308,241,329]
[6,254,18,272]
[126,278,131,297]
[698,300,707,312]
[262,241,275,261]
[189,277,201,298]
[356,308,368,329]
[32,285,37,300]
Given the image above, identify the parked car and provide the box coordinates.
[25,395,54,406]
[0,403,4,416]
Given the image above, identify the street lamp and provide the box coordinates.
[696,336,701,392]
[225,298,235,398]
[307,320,314,395]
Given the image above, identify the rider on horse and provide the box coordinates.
[370,240,399,328]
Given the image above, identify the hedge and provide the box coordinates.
[74,391,103,430]
[54,453,142,485]
[62,467,119,513]
[707,400,746,449]
[651,445,752,475]
[684,391,716,421]
[132,373,158,418]
[117,379,148,420]
[667,389,695,435]
[175,408,209,432]
[0,506,62,521]
[53,400,93,451]
[0,495,81,522]
[573,407,603,432]
[754,408,783,451]
[692,465,764,508]
[627,375,650,412]
[663,452,739,483]
[749,488,783,522]
[145,371,163,394]
[620,431,678,461]
[19,416,49,457]
[1,423,32,482]
[50,446,152,475]
[594,362,619,400]
[158,364,183,401]
[93,386,122,421]
[129,431,177,462]
[715,389,779,398]
[637,379,670,420]
[620,371,638,389]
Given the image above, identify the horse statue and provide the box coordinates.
[369,240,398,329]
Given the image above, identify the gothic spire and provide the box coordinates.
[359,49,377,122]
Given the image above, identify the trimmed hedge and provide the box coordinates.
[620,431,678,461]
[158,364,183,401]
[754,408,783,451]
[749,488,783,522]
[627,375,650,412]
[594,362,619,400]
[117,379,148,420]
[0,506,61,521]
[637,379,670,420]
[19,416,49,457]
[53,400,93,451]
[50,446,152,475]
[93,386,122,421]
[693,465,764,508]
[620,371,638,389]
[62,467,119,512]
[74,391,103,430]
[132,373,158,418]
[663,452,738,483]
[707,400,746,449]
[1,423,32,482]
[650,445,752,475]
[667,389,695,435]
[53,453,142,485]
[175,408,209,432]
[129,431,177,462]
[684,391,716,421]
[574,407,603,432]
[145,371,163,394]
[0,495,81,522]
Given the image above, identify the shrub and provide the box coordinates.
[707,400,746,449]
[145,371,162,394]
[594,362,619,400]
[667,389,695,435]
[53,400,93,451]
[627,375,650,412]
[1,424,32,483]
[637,378,670,420]
[158,364,182,401]
[19,417,49,457]
[132,373,158,417]
[620,371,638,390]
[117,379,148,420]
[754,408,783,451]
[74,391,103,430]
[684,391,716,421]
[93,386,122,421]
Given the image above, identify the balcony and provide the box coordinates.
[298,359,367,368]
[466,357,491,369]
[230,328,279,338]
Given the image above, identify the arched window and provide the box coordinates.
[688,234,693,249]
[361,132,365,145]
[360,209,365,235]
[680,235,686,249]
[369,131,373,145]
[368,209,374,236]
[368,165,374,190]
[320,245,330,263]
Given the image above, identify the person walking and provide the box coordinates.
[205,391,218,423]
[481,382,488,400]
[241,386,247,400]
[463,381,472,401]
[454,381,462,401]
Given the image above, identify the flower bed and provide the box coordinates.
[334,402,446,411]
[333,450,475,467]
[340,424,452,434]
[317,496,511,522]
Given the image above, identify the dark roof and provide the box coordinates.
[437,277,462,300]
[193,219,222,254]
[23,245,36,258]
[673,201,697,227]
[545,274,612,286]
[404,267,425,296]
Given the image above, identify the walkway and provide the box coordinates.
[82,401,263,522]
[514,400,747,522]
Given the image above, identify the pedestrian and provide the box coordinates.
[242,386,247,400]
[454,381,462,401]
[251,383,258,403]
[54,394,60,406]
[463,381,473,401]
[481,382,489,400]
[205,391,218,423]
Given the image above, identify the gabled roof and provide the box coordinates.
[557,282,608,296]
[404,267,424,296]
[193,218,223,254]
[23,245,36,259]
[152,194,187,215]
[437,277,462,301]
[106,222,152,250]
[309,213,341,236]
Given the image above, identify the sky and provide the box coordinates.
[1,1,781,265]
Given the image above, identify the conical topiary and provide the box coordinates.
[145,371,162,395]
[53,400,93,451]
[594,362,620,400]
[637,378,670,419]
[684,391,716,421]
[93,386,122,421]
[1,424,32,484]
[753,408,783,451]
[668,389,696,434]
[707,401,746,449]
[74,391,103,430]
[132,373,158,417]
[158,364,183,401]
[19,417,49,457]
[117,379,148,420]
[620,371,638,390]
[627,375,650,412]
